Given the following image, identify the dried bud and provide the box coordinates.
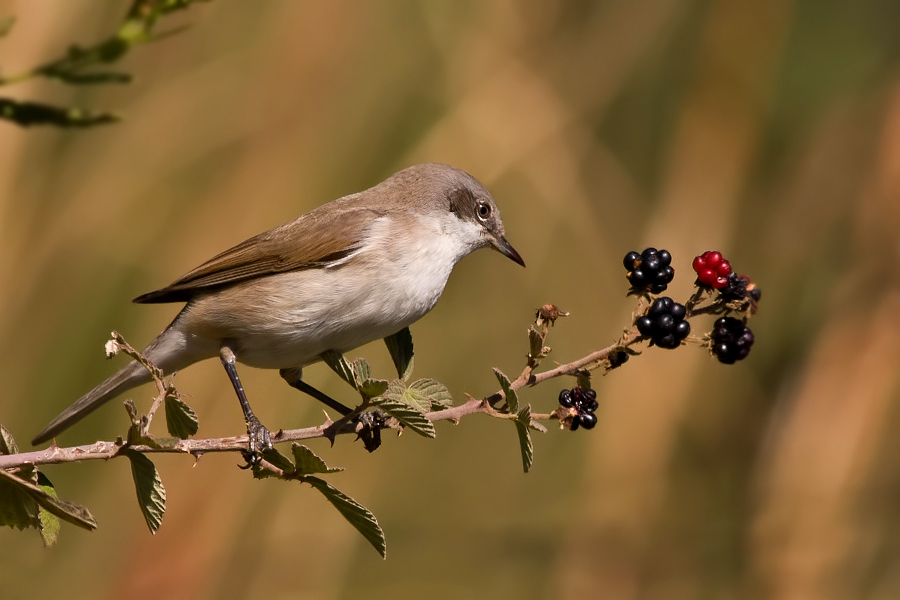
[535,304,568,325]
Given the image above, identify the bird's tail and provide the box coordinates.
[31,318,206,446]
[31,359,152,446]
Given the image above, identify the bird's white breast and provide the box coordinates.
[178,213,485,369]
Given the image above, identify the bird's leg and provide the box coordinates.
[279,367,383,452]
[220,346,272,466]
[279,368,353,416]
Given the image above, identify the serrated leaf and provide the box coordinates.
[305,476,386,558]
[291,444,343,476]
[528,326,544,360]
[261,448,295,473]
[514,405,534,473]
[409,378,453,409]
[384,327,414,380]
[36,473,60,547]
[358,378,389,399]
[164,395,199,439]
[493,369,518,413]
[0,424,18,454]
[351,358,371,387]
[251,466,283,480]
[321,350,357,389]
[124,398,140,425]
[381,379,426,412]
[373,399,435,438]
[125,450,165,534]
[576,372,592,391]
[0,467,97,530]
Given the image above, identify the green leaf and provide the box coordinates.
[493,369,518,413]
[125,450,166,534]
[36,473,60,547]
[0,469,38,530]
[261,448,295,473]
[0,98,119,128]
[576,371,592,391]
[381,379,427,412]
[373,399,435,438]
[164,395,199,439]
[305,476,386,558]
[0,467,97,531]
[351,358,371,387]
[251,465,283,480]
[321,350,356,389]
[528,326,545,361]
[358,378,389,399]
[291,444,343,475]
[408,378,453,409]
[384,327,414,380]
[0,424,18,454]
[514,405,534,473]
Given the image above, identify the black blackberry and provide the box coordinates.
[710,317,754,364]
[624,247,675,293]
[559,386,599,431]
[636,296,691,349]
[578,413,597,429]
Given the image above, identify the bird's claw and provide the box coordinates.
[357,409,385,453]
[239,415,273,468]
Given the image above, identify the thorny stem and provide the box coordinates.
[1,286,744,471]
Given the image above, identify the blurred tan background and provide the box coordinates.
[2,1,900,599]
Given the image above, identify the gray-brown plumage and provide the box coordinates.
[33,163,524,447]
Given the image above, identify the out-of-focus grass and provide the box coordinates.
[1,1,899,599]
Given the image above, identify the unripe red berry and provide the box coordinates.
[698,268,716,286]
[705,251,722,268]
[716,260,732,276]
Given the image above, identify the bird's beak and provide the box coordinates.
[491,234,526,267]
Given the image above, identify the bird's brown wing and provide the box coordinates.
[134,205,383,304]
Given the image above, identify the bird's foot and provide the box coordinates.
[356,409,385,453]
[239,415,273,469]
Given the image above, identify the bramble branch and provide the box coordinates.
[0,246,761,555]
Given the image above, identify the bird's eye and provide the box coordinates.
[477,202,492,220]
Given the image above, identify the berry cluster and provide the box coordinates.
[692,251,732,289]
[636,296,691,349]
[559,387,598,430]
[623,248,674,293]
[710,317,754,363]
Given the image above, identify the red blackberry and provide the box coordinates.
[624,247,675,293]
[692,250,732,289]
[710,317,754,364]
[636,296,691,349]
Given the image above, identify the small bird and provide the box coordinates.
[32,163,525,455]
